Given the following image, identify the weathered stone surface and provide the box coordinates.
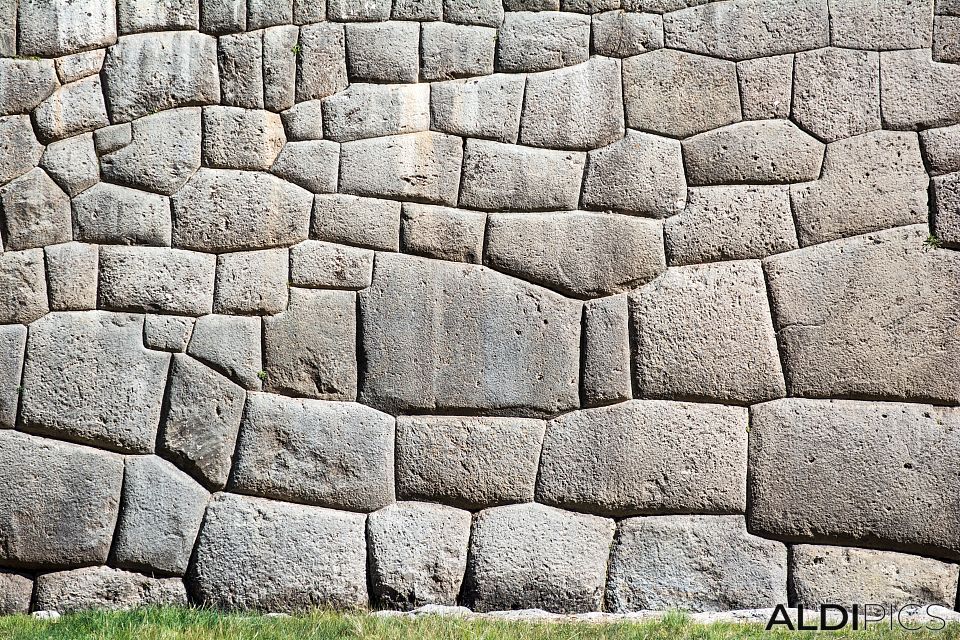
[486,212,665,298]
[581,131,685,217]
[592,12,662,58]
[339,132,462,206]
[738,54,793,120]
[263,288,357,400]
[34,567,186,613]
[202,107,285,171]
[172,169,313,252]
[922,124,960,176]
[200,0,246,33]
[0,1,14,56]
[430,75,525,143]
[421,23,495,81]
[607,515,788,612]
[0,116,43,186]
[312,194,401,251]
[55,49,106,83]
[0,430,124,568]
[293,0,326,22]
[630,261,786,404]
[290,240,374,289]
[880,49,960,130]
[190,493,368,610]
[792,47,881,142]
[538,401,747,516]
[790,131,927,246]
[18,0,117,56]
[934,16,960,62]
[114,455,209,575]
[0,571,32,615]
[297,23,348,102]
[464,504,615,613]
[933,172,960,248]
[40,133,98,197]
[581,295,631,406]
[443,0,503,26]
[665,186,797,265]
[764,226,960,403]
[262,25,298,112]
[0,58,58,116]
[394,0,442,19]
[623,49,741,138]
[360,253,581,416]
[750,399,960,559]
[73,183,171,246]
[99,247,215,316]
[0,249,48,324]
[188,314,262,390]
[400,203,485,264]
[497,12,590,72]
[940,0,960,16]
[281,100,324,141]
[144,314,195,352]
[95,124,133,156]
[213,248,289,315]
[248,0,292,29]
[45,242,99,311]
[460,140,585,211]
[396,416,545,509]
[328,0,390,20]
[102,31,219,123]
[0,168,72,250]
[324,84,429,142]
[368,502,472,610]
[0,325,26,429]
[218,31,263,109]
[830,0,933,49]
[119,0,199,33]
[346,22,419,83]
[160,354,246,489]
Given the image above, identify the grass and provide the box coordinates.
[1,608,960,640]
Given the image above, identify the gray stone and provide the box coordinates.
[562,0,619,13]
[790,131,927,246]
[188,314,263,390]
[665,185,797,265]
[296,23,348,102]
[421,23,495,81]
[400,203,485,264]
[738,54,793,120]
[537,401,748,517]
[0,325,26,429]
[485,212,665,298]
[324,84,429,142]
[630,261,786,405]
[248,0,293,28]
[465,503,615,614]
[0,116,44,186]
[100,108,203,196]
[0,168,72,250]
[346,22,419,83]
[763,225,960,404]
[99,246,216,316]
[263,288,357,400]
[623,0,711,9]
[581,130,686,217]
[328,0,391,20]
[607,515,788,612]
[496,12,590,73]
[934,16,960,62]
[271,141,339,193]
[591,11,663,57]
[113,456,209,575]
[368,502,472,610]
[200,0,246,33]
[880,49,960,130]
[33,567,186,613]
[172,169,313,252]
[0,249,48,324]
[94,124,133,156]
[430,74,525,143]
[922,124,960,176]
[933,172,960,248]
[339,132,462,206]
[294,0,326,22]
[190,493,368,610]
[0,0,13,56]
[0,58,58,116]
[581,295,631,406]
[360,253,581,416]
[623,49,741,138]
[290,240,374,289]
[443,0,502,25]
[749,398,960,559]
[102,31,219,123]
[0,430,124,568]
[73,183,171,246]
[17,0,117,56]
[940,0,960,15]
[503,0,557,10]
[396,416,546,509]
[262,25,299,112]
[143,315,195,352]
[393,0,442,19]
[663,0,828,60]
[202,107,285,171]
[830,0,933,49]
[792,47,881,142]
[281,100,324,141]
[459,139,585,211]
[312,194,401,251]
[213,248,289,315]
[0,571,32,615]
[54,49,107,83]
[119,0,199,32]
[45,242,99,311]
[218,31,263,109]
[40,133,99,197]
[159,354,246,490]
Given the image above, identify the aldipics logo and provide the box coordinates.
[766,604,950,632]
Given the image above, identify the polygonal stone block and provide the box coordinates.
[0,58,58,117]
[0,116,44,186]
[187,314,263,390]
[0,325,26,429]
[296,23,348,102]
[213,248,289,315]
[737,54,793,120]
[45,242,99,311]
[219,31,263,109]
[289,241,374,289]
[442,0,503,26]
[73,183,171,246]
[829,0,933,49]
[281,100,324,141]
[496,12,590,72]
[394,0,442,19]
[0,249,48,324]
[294,0,326,22]
[93,124,135,155]
[430,74,524,143]
[0,2,13,56]
[934,16,960,62]
[400,203,486,264]
[324,84,429,142]
[592,11,663,57]
[200,0,246,33]
[247,0,293,29]
[0,571,32,615]
[41,133,99,197]
[202,107,286,171]
[18,0,117,56]
[933,172,960,248]
[119,0,199,33]
[0,167,72,250]
[99,246,216,316]
[144,315,195,352]
[880,49,960,130]
[54,49,106,84]
[421,23,495,81]
[346,22,419,83]
[922,124,960,176]
[328,0,391,20]
[312,194,401,251]
[581,295,631,406]
[33,567,186,613]
[262,25,299,112]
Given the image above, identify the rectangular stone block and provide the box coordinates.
[312,194,401,251]
[218,31,264,109]
[430,74,524,144]
[34,567,186,613]
[0,249,48,324]
[0,325,26,429]
[323,83,429,142]
[290,241,374,289]
[45,242,99,311]
[581,295,631,406]
[0,570,32,615]
[400,203,486,264]
[99,246,216,316]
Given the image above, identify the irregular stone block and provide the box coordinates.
[213,248,289,315]
[290,241,374,289]
[296,23,348,102]
[442,0,500,25]
[505,0,560,10]
[114,456,209,575]
[190,493,368,610]
[793,47,880,143]
[750,398,960,559]
[421,23,495,81]
[607,515,788,612]
[18,0,117,56]
[160,354,246,490]
[0,167,71,251]
[486,212,665,298]
[368,502,471,610]
[102,31,219,123]
[394,0,442,19]
[665,185,797,265]
[0,58,58,116]
[339,132,462,206]
[294,0,326,22]
[0,430,124,568]
[830,0,933,49]
[99,246,215,316]
[763,226,960,403]
[172,169,313,252]
[922,124,960,176]
[790,131,927,246]
[345,22,419,83]
[188,314,263,390]
[143,315,195,352]
[538,401,747,516]
[34,567,186,613]
[400,203,485,264]
[0,249,48,324]
[328,0,391,20]
[119,0,199,32]
[880,49,960,130]
[562,0,619,13]
[0,571,32,615]
[738,54,793,120]
[248,0,293,29]
[934,16,960,62]
[630,261,785,404]
[40,133,98,197]
[263,288,357,400]
[262,25,298,112]
[218,31,263,109]
[396,416,546,509]
[324,83,429,142]
[360,253,581,416]
[94,123,133,156]
[54,49,106,83]
[73,183,171,246]
[430,74,524,143]
[200,0,246,33]
[0,1,13,56]
[281,100,324,141]
[496,12,590,72]
[581,295,631,406]
[592,11,663,57]
[202,107,285,171]
[459,139,585,211]
[0,325,26,429]
[464,504,615,613]
[45,242,99,311]
[0,116,43,186]
[312,194,401,251]
[933,172,960,248]
[623,49,741,138]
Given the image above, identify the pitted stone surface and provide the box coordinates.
[400,204,486,264]
[346,22,420,83]
[933,172,960,248]
[41,133,99,197]
[0,116,44,186]
[99,246,216,316]
[56,49,107,84]
[34,567,187,613]
[218,31,263,109]
[296,23,348,102]
[144,315,194,352]
[18,0,118,56]
[581,295,631,406]
[271,141,340,194]
[290,241,375,289]
[188,314,263,390]
[0,325,26,429]
[592,11,663,57]
[312,194,401,251]
[202,107,286,170]
[45,242,99,311]
[0,168,72,251]
[73,183,171,246]
[880,49,960,130]
[0,571,32,615]
[0,249,49,324]
[738,54,793,120]
[421,23,496,81]
[496,12,590,73]
[0,58,58,117]
[33,77,111,143]
[830,0,934,50]
[325,84,429,143]
[120,0,200,33]
[430,75,525,143]
[922,124,960,176]
[214,249,289,315]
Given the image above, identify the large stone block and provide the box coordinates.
[312,194,401,251]
[830,0,933,49]
[200,0,246,32]
[213,248,289,315]
[263,26,299,112]
[737,54,793,120]
[394,0,442,19]
[327,0,390,21]
[33,567,186,613]
[0,168,72,250]
[73,183,171,246]
[792,47,880,143]
[400,204,486,264]
[430,74,524,144]
[248,0,292,28]
[202,107,285,171]
[443,0,503,26]
[33,77,110,142]
[296,23,348,102]
[0,116,43,186]
[99,246,216,316]
[188,314,263,390]
[0,571,32,615]
[933,172,960,248]
[271,140,339,194]
[218,31,263,109]
[18,0,117,56]
[40,133,99,197]
[921,124,960,176]
[119,0,199,33]
[880,49,960,130]
[45,242,99,311]
[0,249,48,324]
[581,295,631,406]
[144,315,195,352]
[934,15,960,62]
[592,11,663,57]
[55,49,107,84]
[496,12,590,72]
[345,22,419,83]
[281,100,324,141]
[323,83,429,142]
[0,58,57,116]
[421,23,495,81]
[0,325,26,429]
[290,241,374,289]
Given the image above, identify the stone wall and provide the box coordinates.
[1,0,959,617]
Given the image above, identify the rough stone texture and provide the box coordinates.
[922,124,960,176]
[496,12,590,73]
[248,0,293,28]
[213,249,289,315]
[324,84,429,142]
[290,241,374,289]
[296,23,348,102]
[41,133,99,197]
[606,516,788,612]
[421,23,495,81]
[0,325,27,429]
[328,0,390,21]
[738,54,793,120]
[933,172,960,248]
[592,11,663,57]
[464,504,615,613]
[202,107,286,171]
[200,0,246,32]
[33,567,187,613]
[346,22,419,83]
[400,203,485,264]
[0,249,48,324]
[934,16,960,62]
[430,74,525,143]
[98,125,140,156]
[749,399,960,560]
[0,58,58,117]
[144,315,195,352]
[218,31,263,109]
[262,26,299,112]
[581,295,631,406]
[830,0,934,50]
[880,49,960,130]
[0,116,44,186]
[443,0,503,26]
[0,168,72,250]
[394,0,442,19]
[45,242,99,311]
[281,100,324,141]
[396,416,545,510]
[18,0,118,56]
[270,141,340,194]
[763,225,960,404]
[73,183,171,246]
[55,49,107,84]
[33,77,110,143]
[99,246,216,316]
[0,571,33,615]
[119,0,199,33]
[312,194,401,251]
[187,314,263,390]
